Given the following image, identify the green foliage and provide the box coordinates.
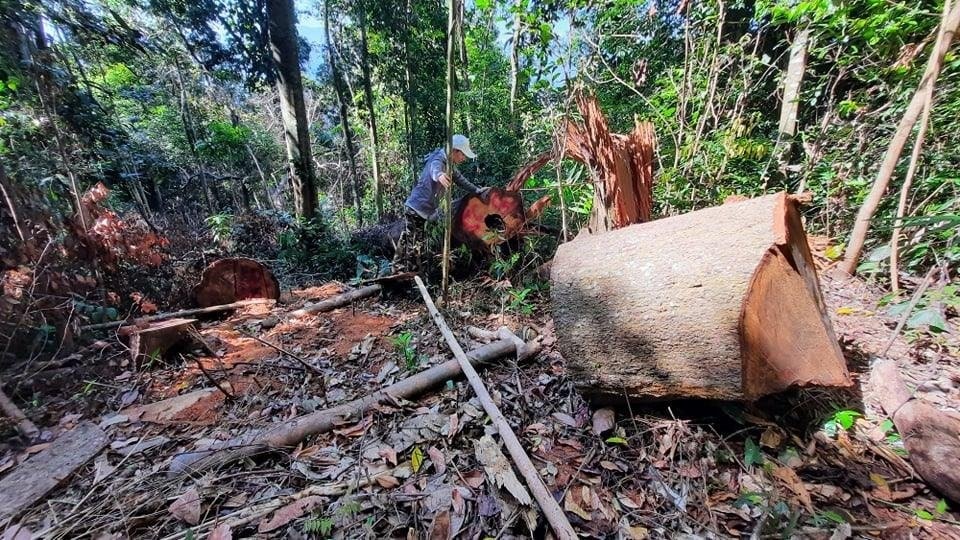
[744,437,764,467]
[391,330,420,371]
[304,513,334,536]
[823,409,861,437]
[205,213,234,246]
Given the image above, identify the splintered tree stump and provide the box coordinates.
[192,257,280,308]
[453,188,525,253]
[550,192,851,401]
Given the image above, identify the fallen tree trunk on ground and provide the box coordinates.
[169,334,537,475]
[79,299,274,332]
[871,359,960,502]
[289,273,414,317]
[192,257,280,308]
[551,192,851,401]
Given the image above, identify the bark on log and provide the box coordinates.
[551,192,850,401]
[871,359,960,502]
[192,257,280,308]
[169,336,536,475]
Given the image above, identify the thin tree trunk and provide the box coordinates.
[441,0,458,301]
[403,0,418,184]
[267,0,318,220]
[508,0,522,115]
[324,1,363,226]
[173,59,214,212]
[841,2,960,274]
[778,28,809,138]
[358,8,383,220]
[0,162,25,243]
[890,98,932,292]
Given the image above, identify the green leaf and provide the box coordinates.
[604,436,628,445]
[411,446,424,473]
[907,307,948,332]
[833,410,861,430]
[824,243,845,260]
[935,499,948,516]
[744,437,763,467]
[475,0,492,10]
[915,509,934,520]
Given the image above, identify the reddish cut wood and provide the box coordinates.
[192,257,280,308]
[550,192,850,401]
[452,188,525,253]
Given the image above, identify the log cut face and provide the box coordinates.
[551,192,850,401]
[192,257,280,308]
[453,188,525,253]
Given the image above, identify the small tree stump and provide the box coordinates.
[550,192,851,401]
[119,318,197,364]
[192,257,280,308]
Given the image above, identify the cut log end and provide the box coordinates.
[192,258,280,308]
[740,194,850,399]
[453,188,525,253]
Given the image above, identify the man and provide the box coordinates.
[394,134,489,272]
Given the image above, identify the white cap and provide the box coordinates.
[452,134,477,159]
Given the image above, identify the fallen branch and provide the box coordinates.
[237,328,325,378]
[0,383,39,439]
[871,359,960,502]
[413,276,577,540]
[170,336,536,475]
[79,299,274,332]
[289,284,382,317]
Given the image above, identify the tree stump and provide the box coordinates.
[192,258,280,308]
[550,192,851,401]
[452,188,526,253]
[118,318,197,364]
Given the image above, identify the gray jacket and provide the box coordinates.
[405,148,480,220]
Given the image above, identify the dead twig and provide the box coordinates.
[413,276,577,540]
[236,328,325,379]
[183,354,235,400]
[881,266,937,356]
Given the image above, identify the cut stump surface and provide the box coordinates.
[192,258,280,308]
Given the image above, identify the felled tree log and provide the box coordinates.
[452,188,526,252]
[192,257,280,308]
[551,192,851,401]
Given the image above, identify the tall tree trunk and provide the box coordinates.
[358,8,383,220]
[267,0,317,220]
[840,2,960,275]
[324,2,363,226]
[778,28,809,138]
[508,0,522,115]
[403,0,418,184]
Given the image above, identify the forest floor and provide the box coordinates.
[1,241,959,539]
